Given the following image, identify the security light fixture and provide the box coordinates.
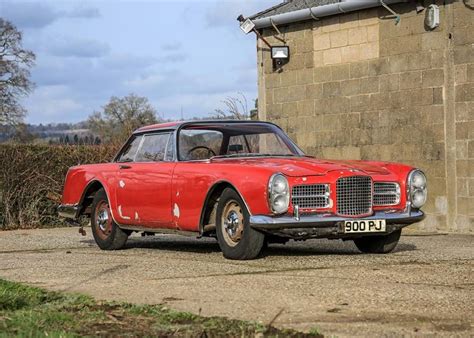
[271,46,289,59]
[239,17,256,34]
[237,14,273,48]
[271,46,290,69]
[425,4,440,30]
[237,15,289,71]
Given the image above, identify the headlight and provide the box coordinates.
[268,173,289,214]
[408,169,427,209]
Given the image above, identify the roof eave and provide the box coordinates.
[249,0,407,30]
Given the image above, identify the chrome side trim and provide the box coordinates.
[118,225,199,237]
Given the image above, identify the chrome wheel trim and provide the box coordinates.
[221,200,244,247]
[95,201,112,240]
[97,208,109,231]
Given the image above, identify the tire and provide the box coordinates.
[216,188,265,260]
[353,229,401,254]
[91,188,129,250]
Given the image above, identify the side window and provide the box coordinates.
[245,133,287,154]
[135,133,171,162]
[117,136,142,162]
[179,129,223,160]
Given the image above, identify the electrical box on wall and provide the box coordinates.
[425,4,440,30]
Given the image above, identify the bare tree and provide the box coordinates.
[211,93,254,120]
[0,19,35,125]
[88,94,159,143]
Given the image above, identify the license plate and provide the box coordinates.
[343,219,386,233]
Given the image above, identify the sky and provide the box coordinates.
[1,0,277,124]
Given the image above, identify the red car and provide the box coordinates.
[59,120,427,260]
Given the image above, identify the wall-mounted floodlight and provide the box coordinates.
[237,14,271,47]
[271,46,290,68]
[237,15,287,72]
[425,4,440,30]
[239,17,255,34]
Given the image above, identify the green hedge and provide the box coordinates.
[0,144,118,229]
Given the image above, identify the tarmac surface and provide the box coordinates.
[0,227,473,337]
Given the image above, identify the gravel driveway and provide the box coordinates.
[0,227,472,337]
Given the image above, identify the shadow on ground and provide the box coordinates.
[80,236,417,257]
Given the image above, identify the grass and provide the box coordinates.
[0,279,323,337]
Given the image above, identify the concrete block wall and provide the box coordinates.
[452,1,474,231]
[257,1,474,232]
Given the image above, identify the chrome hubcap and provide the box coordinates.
[221,200,244,247]
[97,209,109,231]
[224,211,240,237]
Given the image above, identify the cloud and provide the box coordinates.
[24,85,86,122]
[48,37,110,58]
[102,54,158,70]
[153,90,257,120]
[162,42,182,51]
[30,52,160,102]
[26,52,257,123]
[158,52,188,63]
[65,6,101,19]
[2,2,58,29]
[1,1,100,29]
[121,66,255,101]
[124,74,165,88]
[17,1,260,124]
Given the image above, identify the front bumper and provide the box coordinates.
[250,209,425,239]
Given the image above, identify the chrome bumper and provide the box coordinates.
[58,204,80,219]
[250,210,425,230]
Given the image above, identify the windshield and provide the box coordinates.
[178,122,304,161]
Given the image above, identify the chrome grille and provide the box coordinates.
[374,182,400,206]
[336,176,372,216]
[292,184,330,209]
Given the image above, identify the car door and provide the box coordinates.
[115,132,176,228]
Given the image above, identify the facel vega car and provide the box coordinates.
[59,120,427,260]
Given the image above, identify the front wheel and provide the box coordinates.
[216,188,265,260]
[91,188,129,250]
[353,229,401,254]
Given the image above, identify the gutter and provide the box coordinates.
[251,0,407,29]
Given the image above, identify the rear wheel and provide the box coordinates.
[91,188,129,250]
[353,229,401,254]
[216,188,264,260]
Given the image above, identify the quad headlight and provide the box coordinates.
[268,173,289,214]
[408,170,427,209]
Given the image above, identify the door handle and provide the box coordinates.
[119,164,132,169]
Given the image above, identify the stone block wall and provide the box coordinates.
[257,0,474,232]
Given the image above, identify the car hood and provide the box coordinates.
[210,156,391,177]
